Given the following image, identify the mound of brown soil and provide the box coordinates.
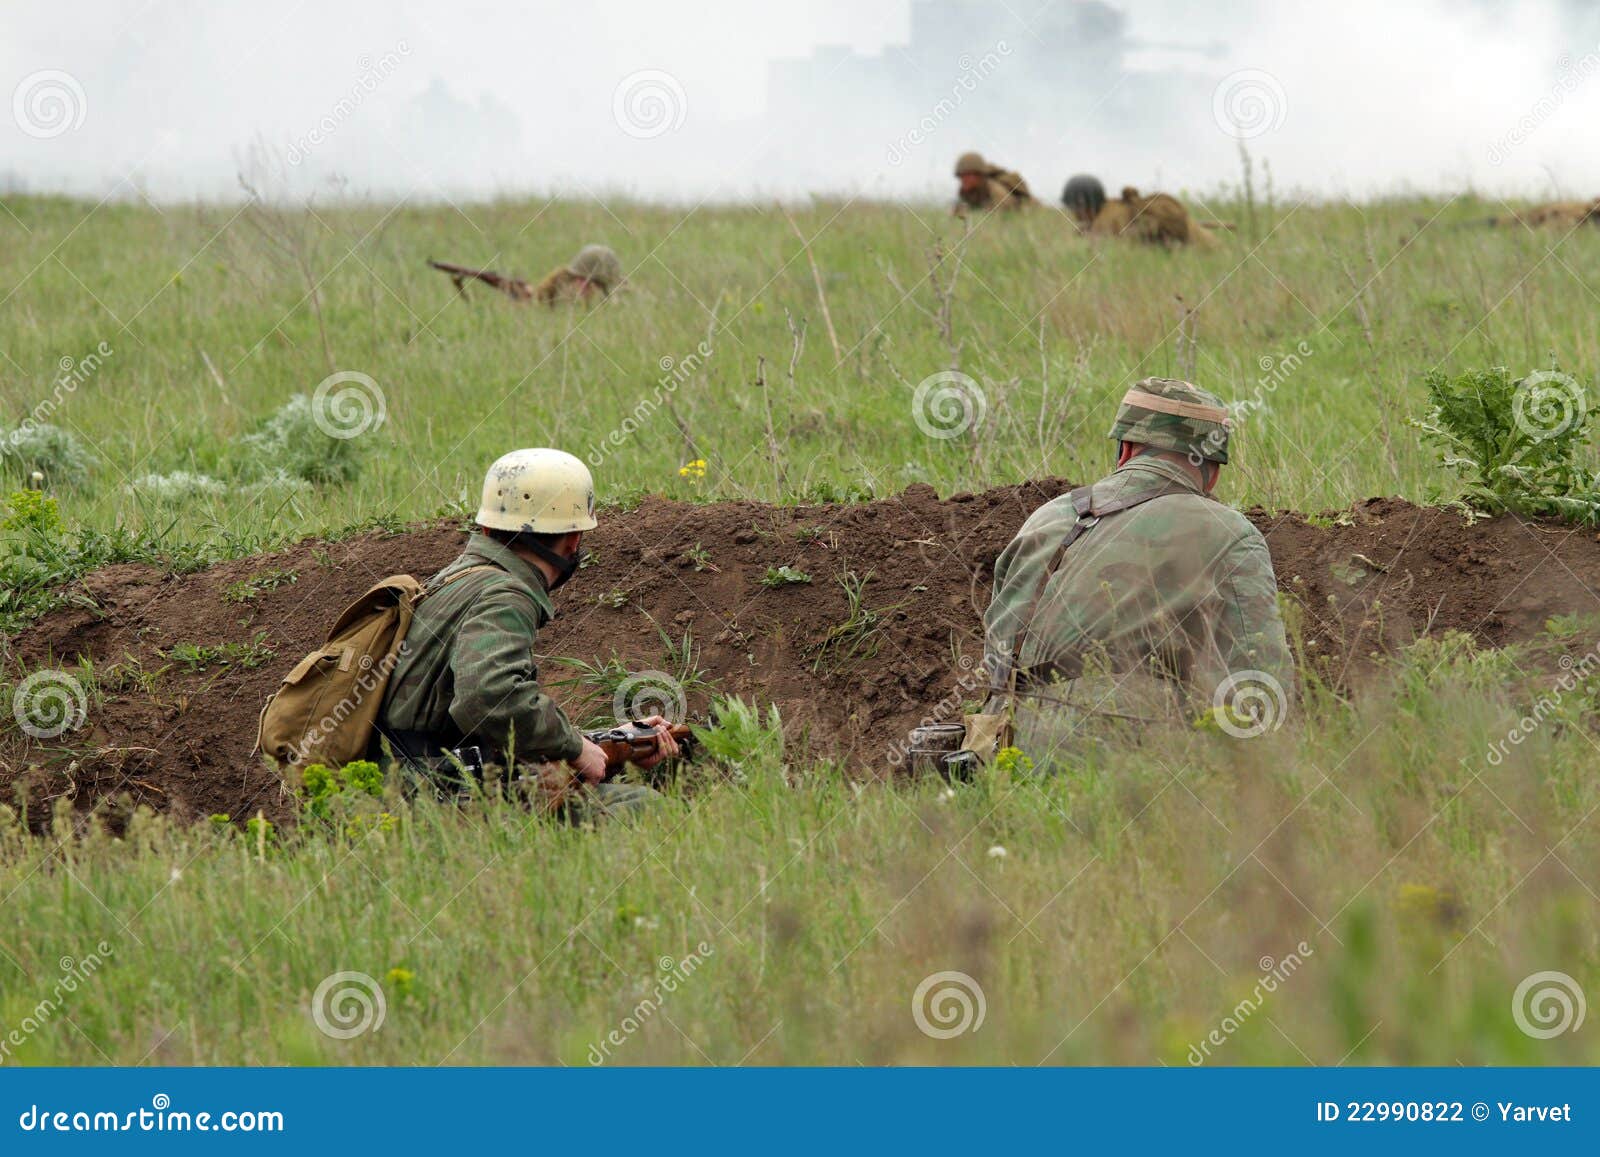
[6,484,1600,826]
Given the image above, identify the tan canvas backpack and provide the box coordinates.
[256,566,496,770]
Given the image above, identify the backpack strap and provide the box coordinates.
[999,481,1200,695]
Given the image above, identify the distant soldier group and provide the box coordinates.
[1483,197,1600,230]
[951,152,1222,248]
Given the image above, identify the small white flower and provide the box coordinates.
[168,866,183,883]
[986,845,1007,859]
[937,788,956,803]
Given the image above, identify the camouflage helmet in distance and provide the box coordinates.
[1107,377,1232,464]
[1061,174,1107,217]
[567,244,623,288]
[953,151,989,176]
[475,448,598,534]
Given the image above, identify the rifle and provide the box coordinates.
[427,258,535,302]
[585,722,696,778]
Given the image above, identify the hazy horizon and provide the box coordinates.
[3,0,1600,206]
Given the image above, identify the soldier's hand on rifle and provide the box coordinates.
[630,715,681,770]
[570,738,609,784]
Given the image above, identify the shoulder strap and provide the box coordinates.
[421,563,504,600]
[1000,481,1197,691]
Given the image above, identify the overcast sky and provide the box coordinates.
[3,0,1598,203]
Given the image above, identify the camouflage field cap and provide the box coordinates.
[567,244,623,287]
[1107,377,1232,464]
[954,151,988,176]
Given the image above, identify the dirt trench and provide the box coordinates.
[6,482,1600,825]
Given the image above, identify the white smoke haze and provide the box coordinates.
[2,0,1598,204]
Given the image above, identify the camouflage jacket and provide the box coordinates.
[377,533,584,764]
[982,456,1290,717]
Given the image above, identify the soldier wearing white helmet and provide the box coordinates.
[375,449,676,815]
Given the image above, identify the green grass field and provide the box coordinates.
[4,190,1598,539]
[2,191,1598,1065]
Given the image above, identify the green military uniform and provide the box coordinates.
[376,532,659,818]
[982,379,1290,759]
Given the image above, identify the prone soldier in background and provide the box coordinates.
[953,151,1033,215]
[1062,175,1221,248]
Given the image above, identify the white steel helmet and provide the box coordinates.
[475,448,598,533]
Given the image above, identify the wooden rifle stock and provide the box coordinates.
[586,723,695,776]
[426,258,535,302]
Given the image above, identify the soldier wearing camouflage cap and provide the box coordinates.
[375,448,676,819]
[981,378,1289,756]
[953,151,1033,216]
[534,243,624,305]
